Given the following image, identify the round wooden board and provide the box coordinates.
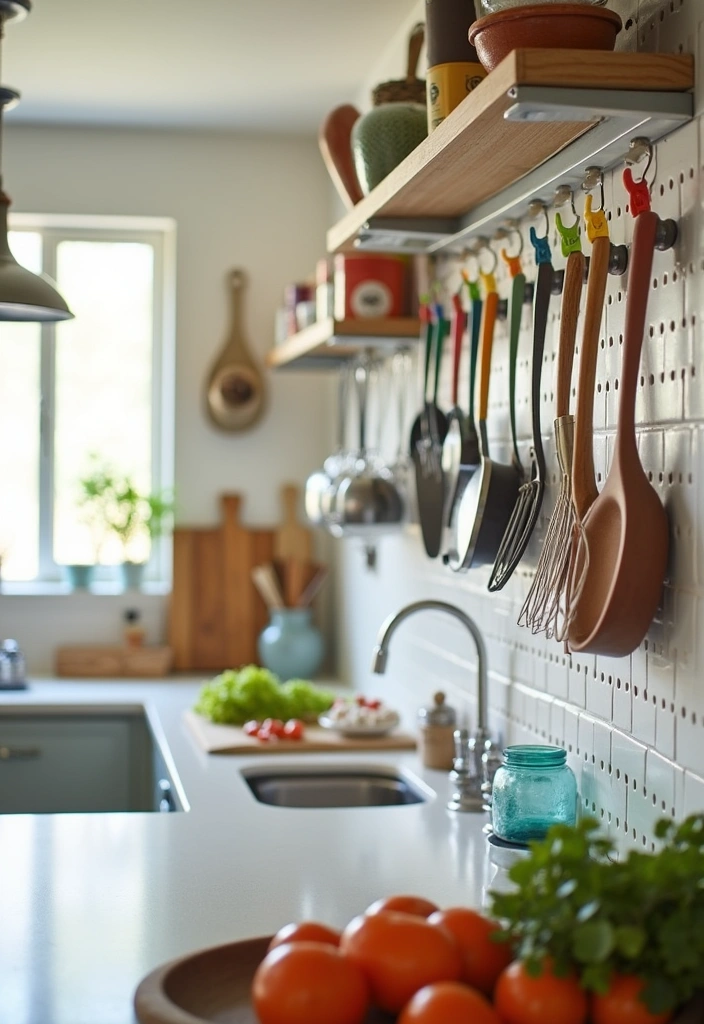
[134,935,394,1024]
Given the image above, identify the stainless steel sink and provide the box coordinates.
[242,765,429,808]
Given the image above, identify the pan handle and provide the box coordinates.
[572,233,610,518]
[615,210,659,465]
[431,305,448,406]
[477,289,499,423]
[507,271,526,469]
[530,261,553,480]
[450,292,466,408]
[555,250,586,419]
[468,294,482,424]
[422,309,434,406]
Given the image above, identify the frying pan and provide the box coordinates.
[488,225,554,591]
[445,263,520,572]
[411,303,449,558]
[568,195,676,656]
[441,287,481,525]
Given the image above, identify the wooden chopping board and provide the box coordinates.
[184,709,417,755]
[169,493,274,671]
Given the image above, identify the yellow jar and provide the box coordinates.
[427,62,487,132]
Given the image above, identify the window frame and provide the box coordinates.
[7,213,176,588]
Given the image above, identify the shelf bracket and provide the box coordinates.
[354,85,693,255]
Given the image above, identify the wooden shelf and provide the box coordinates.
[327,49,694,255]
[266,317,421,370]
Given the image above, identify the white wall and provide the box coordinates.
[0,125,334,670]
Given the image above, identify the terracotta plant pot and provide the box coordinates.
[468,4,622,73]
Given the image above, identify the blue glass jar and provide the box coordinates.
[491,745,577,845]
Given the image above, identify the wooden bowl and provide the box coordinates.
[468,4,622,73]
[133,936,393,1024]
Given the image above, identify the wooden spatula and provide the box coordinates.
[274,485,313,563]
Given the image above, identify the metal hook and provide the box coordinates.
[497,221,523,259]
[528,200,550,240]
[625,137,654,184]
[462,247,480,282]
[554,185,579,226]
[475,237,498,275]
[581,166,605,213]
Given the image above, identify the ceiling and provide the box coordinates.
[3,0,418,134]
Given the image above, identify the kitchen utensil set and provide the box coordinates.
[418,143,675,657]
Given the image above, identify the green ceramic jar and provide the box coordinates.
[351,23,428,195]
[352,95,428,195]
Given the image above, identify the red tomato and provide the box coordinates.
[340,909,462,1013]
[399,981,502,1024]
[252,941,369,1024]
[262,718,286,737]
[256,728,277,742]
[243,720,261,736]
[591,975,673,1024]
[494,960,588,1024]
[366,699,381,709]
[356,696,366,706]
[267,921,341,952]
[283,719,305,740]
[366,895,439,918]
[427,907,513,995]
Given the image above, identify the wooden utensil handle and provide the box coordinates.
[556,251,586,418]
[572,235,610,517]
[281,484,299,524]
[616,210,658,463]
[450,295,465,407]
[478,290,499,422]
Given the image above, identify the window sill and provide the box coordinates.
[0,581,171,597]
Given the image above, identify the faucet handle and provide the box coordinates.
[448,728,485,813]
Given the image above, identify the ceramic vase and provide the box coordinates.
[258,609,324,681]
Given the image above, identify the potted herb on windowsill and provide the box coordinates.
[77,459,174,591]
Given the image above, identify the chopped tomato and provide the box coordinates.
[283,719,305,740]
[257,727,278,742]
[243,720,261,736]
[262,718,286,737]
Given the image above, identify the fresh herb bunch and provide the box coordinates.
[490,815,704,1014]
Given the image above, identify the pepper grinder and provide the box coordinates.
[417,691,457,770]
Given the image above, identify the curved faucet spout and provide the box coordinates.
[371,600,488,736]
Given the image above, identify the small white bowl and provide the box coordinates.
[318,710,401,738]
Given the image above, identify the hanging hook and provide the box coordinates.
[554,185,579,227]
[625,137,654,184]
[497,221,523,260]
[528,200,550,240]
[581,166,605,213]
[475,237,498,275]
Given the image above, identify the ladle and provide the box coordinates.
[568,170,676,656]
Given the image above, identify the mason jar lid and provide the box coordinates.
[418,691,456,727]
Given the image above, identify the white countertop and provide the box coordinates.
[0,679,499,1024]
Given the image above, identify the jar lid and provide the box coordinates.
[418,691,456,727]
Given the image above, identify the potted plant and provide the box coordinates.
[77,458,174,590]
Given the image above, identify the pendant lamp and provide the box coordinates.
[0,0,73,322]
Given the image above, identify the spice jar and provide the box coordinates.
[425,0,487,131]
[417,691,457,770]
[491,745,577,845]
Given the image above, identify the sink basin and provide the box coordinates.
[242,764,429,808]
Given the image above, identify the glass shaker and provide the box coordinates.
[417,691,457,770]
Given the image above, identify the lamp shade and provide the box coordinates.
[0,193,73,322]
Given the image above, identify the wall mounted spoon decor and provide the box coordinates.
[206,269,266,432]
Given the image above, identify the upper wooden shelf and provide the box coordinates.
[266,316,421,371]
[327,49,694,255]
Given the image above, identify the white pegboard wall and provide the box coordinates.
[338,0,704,855]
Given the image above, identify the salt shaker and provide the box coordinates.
[417,691,457,770]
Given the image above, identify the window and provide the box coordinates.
[0,217,175,586]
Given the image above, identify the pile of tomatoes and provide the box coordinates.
[252,895,670,1024]
[243,718,305,742]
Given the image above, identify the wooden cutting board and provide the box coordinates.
[184,710,417,754]
[169,494,274,671]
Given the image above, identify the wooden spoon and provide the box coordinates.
[568,210,669,657]
[206,269,265,432]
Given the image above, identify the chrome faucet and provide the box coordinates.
[371,600,500,813]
